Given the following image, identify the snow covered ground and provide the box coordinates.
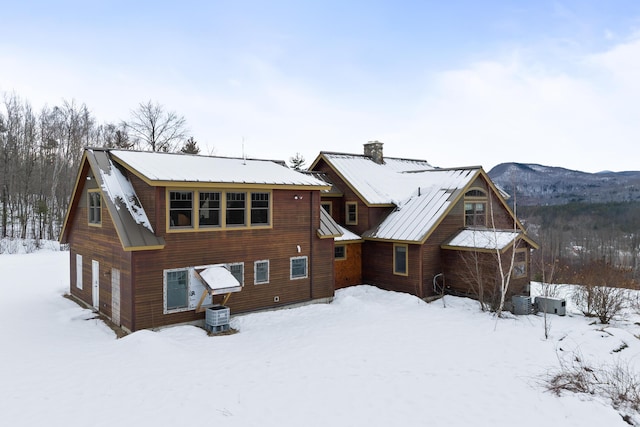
[2,248,640,426]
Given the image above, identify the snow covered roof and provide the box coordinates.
[84,150,165,250]
[317,153,436,205]
[195,265,243,295]
[441,229,526,252]
[363,168,481,242]
[111,149,329,188]
[335,225,362,242]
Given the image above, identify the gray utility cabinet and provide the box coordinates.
[535,296,566,316]
[512,295,533,315]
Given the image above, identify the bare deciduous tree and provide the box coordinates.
[126,100,188,152]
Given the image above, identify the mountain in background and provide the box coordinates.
[488,163,640,206]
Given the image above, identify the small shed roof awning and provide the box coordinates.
[195,265,243,295]
[441,228,539,253]
[317,208,343,238]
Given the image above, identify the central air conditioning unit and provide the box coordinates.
[511,295,533,315]
[205,305,230,333]
[535,296,566,316]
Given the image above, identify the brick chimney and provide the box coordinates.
[363,141,384,164]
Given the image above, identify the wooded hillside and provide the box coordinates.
[0,93,195,243]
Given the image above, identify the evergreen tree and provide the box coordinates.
[180,137,200,154]
[289,152,305,170]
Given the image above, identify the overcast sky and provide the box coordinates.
[2,1,640,172]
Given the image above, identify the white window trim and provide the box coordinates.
[254,259,270,285]
[290,256,308,280]
[76,254,83,290]
[228,262,245,286]
[163,268,190,314]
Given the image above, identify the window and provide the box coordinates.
[170,191,193,228]
[88,190,101,225]
[393,244,408,275]
[334,245,346,260]
[321,202,332,215]
[165,269,189,312]
[229,262,244,285]
[251,192,270,225]
[226,192,246,226]
[167,189,272,232]
[464,189,487,227]
[76,254,83,290]
[465,202,486,226]
[254,260,269,284]
[290,256,308,280]
[199,192,220,227]
[346,202,357,225]
[513,250,527,278]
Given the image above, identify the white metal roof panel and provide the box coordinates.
[444,229,521,251]
[323,154,435,205]
[363,168,479,242]
[111,149,328,187]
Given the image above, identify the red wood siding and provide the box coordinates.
[334,242,362,289]
[67,174,134,330]
[129,189,334,330]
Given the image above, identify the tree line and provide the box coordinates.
[522,201,640,285]
[0,92,200,243]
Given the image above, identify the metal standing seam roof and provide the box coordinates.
[321,153,435,205]
[111,149,329,187]
[442,229,523,252]
[318,208,343,238]
[363,168,480,242]
[87,150,165,250]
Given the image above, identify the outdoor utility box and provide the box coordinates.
[205,305,230,333]
[512,295,533,315]
[535,296,566,316]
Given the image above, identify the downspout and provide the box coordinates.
[309,190,314,300]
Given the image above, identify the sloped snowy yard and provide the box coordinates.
[1,249,639,426]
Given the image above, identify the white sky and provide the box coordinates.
[1,1,640,172]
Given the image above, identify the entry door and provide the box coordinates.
[111,268,121,326]
[92,260,99,309]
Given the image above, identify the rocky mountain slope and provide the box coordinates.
[488,163,640,206]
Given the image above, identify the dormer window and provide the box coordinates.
[464,188,487,227]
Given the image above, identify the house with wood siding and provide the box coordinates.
[59,148,341,332]
[310,142,538,306]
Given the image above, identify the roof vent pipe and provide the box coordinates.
[363,141,384,164]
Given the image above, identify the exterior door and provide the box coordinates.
[111,268,120,326]
[92,260,99,309]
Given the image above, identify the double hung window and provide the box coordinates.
[199,192,221,227]
[251,193,270,225]
[170,191,193,227]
